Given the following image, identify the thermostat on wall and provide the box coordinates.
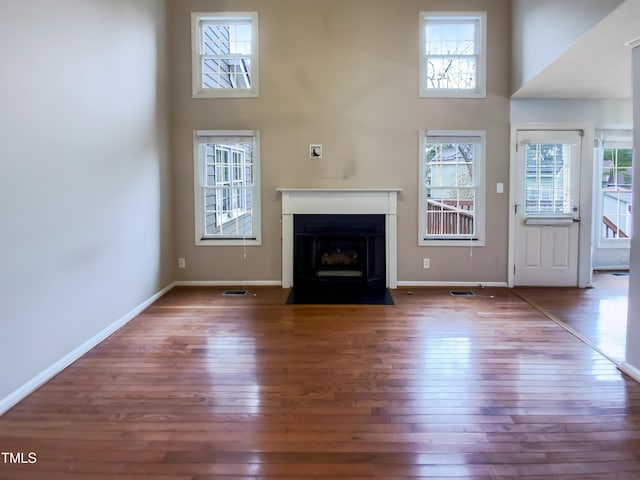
[310,144,322,159]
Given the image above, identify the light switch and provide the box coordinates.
[496,182,504,194]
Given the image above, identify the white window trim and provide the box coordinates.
[191,12,259,98]
[594,133,633,248]
[193,130,261,246]
[419,11,487,99]
[418,130,486,246]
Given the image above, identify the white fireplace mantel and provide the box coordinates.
[277,188,402,289]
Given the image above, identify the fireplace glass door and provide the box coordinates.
[293,214,385,291]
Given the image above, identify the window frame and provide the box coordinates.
[594,132,633,247]
[418,130,486,246]
[193,130,261,246]
[191,12,259,98]
[419,11,487,99]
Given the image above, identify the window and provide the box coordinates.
[419,12,486,98]
[418,131,485,246]
[191,12,259,98]
[524,143,575,215]
[595,131,633,243]
[194,130,261,245]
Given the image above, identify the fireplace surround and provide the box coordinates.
[277,188,401,289]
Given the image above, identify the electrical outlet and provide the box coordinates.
[423,258,430,269]
[178,258,186,269]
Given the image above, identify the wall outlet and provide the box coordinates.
[423,258,430,269]
[178,257,186,269]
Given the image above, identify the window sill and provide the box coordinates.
[419,89,486,99]
[193,88,259,99]
[196,238,261,247]
[596,240,631,249]
[419,238,485,247]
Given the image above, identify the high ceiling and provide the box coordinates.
[511,0,640,99]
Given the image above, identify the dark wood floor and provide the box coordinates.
[1,281,639,479]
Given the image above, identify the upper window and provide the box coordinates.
[418,131,486,246]
[419,12,486,98]
[191,12,259,98]
[595,131,633,243]
[194,130,261,245]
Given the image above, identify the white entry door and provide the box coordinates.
[513,130,582,286]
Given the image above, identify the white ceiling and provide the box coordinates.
[511,0,640,99]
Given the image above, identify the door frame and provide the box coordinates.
[508,123,595,288]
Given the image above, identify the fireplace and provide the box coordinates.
[277,188,401,291]
[294,214,386,291]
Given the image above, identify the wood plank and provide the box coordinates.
[1,284,640,479]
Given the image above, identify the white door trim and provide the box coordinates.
[508,123,595,288]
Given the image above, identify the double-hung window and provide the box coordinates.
[194,130,261,245]
[191,12,259,98]
[595,131,633,243]
[419,131,486,246]
[419,12,486,98]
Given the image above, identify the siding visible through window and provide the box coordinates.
[194,131,261,246]
[192,12,259,98]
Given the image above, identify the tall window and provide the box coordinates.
[194,131,261,245]
[595,132,633,242]
[419,131,485,246]
[191,12,259,98]
[419,12,486,98]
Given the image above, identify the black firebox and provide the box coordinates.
[293,214,386,293]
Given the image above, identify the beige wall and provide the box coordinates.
[0,0,171,405]
[169,0,512,284]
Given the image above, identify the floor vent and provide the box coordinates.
[222,290,249,296]
[449,290,475,297]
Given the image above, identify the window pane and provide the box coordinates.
[204,187,254,237]
[423,17,479,91]
[601,147,633,240]
[202,22,252,54]
[425,21,477,55]
[424,139,477,238]
[425,143,475,187]
[524,143,573,215]
[201,140,254,237]
[425,57,477,90]
[426,188,476,236]
[195,14,256,96]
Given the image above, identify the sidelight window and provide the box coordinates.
[595,132,633,242]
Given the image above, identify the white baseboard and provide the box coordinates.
[396,281,508,288]
[0,282,176,416]
[619,361,640,384]
[174,280,282,287]
[175,280,508,288]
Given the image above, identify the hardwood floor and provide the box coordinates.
[514,272,629,364]
[1,285,640,479]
